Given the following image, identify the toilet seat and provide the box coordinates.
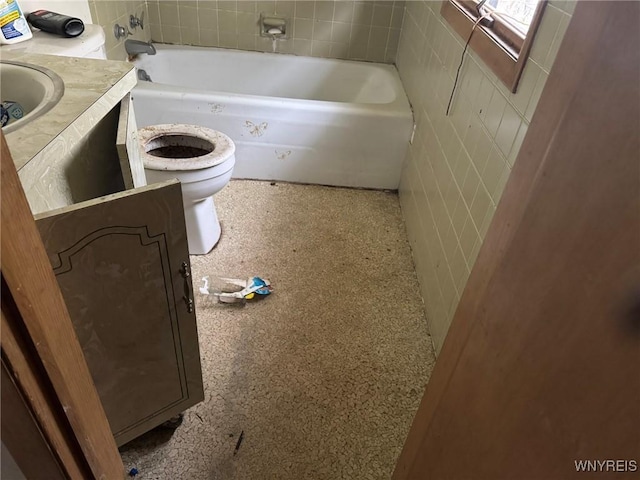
[138,124,235,171]
[138,123,237,254]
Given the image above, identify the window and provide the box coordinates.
[441,0,547,93]
[484,0,541,34]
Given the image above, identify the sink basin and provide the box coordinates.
[1,61,64,134]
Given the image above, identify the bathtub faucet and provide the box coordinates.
[125,39,156,56]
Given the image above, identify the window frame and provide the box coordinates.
[441,0,547,93]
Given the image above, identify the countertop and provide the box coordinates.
[1,51,136,170]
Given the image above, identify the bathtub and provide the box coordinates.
[132,44,413,189]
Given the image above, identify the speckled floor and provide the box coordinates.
[120,180,435,479]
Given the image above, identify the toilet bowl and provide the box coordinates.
[138,124,236,255]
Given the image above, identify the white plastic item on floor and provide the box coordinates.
[198,276,272,305]
[138,124,236,255]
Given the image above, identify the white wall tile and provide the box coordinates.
[525,70,548,122]
[479,202,497,239]
[459,217,479,263]
[143,0,402,61]
[470,184,491,231]
[481,146,507,201]
[470,125,492,173]
[451,147,471,192]
[508,123,528,168]
[492,167,510,205]
[545,11,571,72]
[483,90,507,138]
[461,166,480,208]
[530,4,563,71]
[494,104,522,157]
[511,61,541,117]
[397,0,573,354]
[449,244,469,296]
[451,196,470,238]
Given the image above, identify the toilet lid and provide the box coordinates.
[138,124,235,171]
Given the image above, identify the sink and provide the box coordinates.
[1,61,64,134]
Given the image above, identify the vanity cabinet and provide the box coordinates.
[24,93,204,446]
[4,51,205,446]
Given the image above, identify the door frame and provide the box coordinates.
[1,133,124,478]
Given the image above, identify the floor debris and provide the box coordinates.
[199,276,272,305]
[233,430,245,456]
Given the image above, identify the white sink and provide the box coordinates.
[1,61,64,133]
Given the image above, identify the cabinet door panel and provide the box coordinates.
[116,93,147,189]
[35,180,203,446]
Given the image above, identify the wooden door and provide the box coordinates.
[393,2,640,479]
[35,180,204,446]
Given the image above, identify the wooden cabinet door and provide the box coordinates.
[35,180,204,447]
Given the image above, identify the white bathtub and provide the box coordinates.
[132,44,413,189]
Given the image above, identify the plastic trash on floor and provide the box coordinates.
[198,276,272,305]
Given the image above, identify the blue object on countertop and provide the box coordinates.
[1,101,24,128]
[128,467,139,477]
[0,104,8,127]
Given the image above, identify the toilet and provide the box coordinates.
[138,124,236,255]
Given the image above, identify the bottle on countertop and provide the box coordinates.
[0,0,33,45]
[27,9,84,38]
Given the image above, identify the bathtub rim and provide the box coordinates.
[133,43,412,115]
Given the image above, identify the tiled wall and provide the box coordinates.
[146,0,404,63]
[397,1,575,353]
[89,0,151,60]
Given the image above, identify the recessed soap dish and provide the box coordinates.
[259,13,288,39]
